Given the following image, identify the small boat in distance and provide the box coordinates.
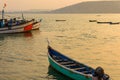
[47,45,111,80]
[97,21,111,24]
[109,22,120,25]
[56,20,66,22]
[89,20,97,22]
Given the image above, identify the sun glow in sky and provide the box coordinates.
[0,0,104,11]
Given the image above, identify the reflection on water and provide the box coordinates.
[47,65,73,80]
[0,32,33,46]
[0,32,33,38]
[23,32,33,37]
[0,36,5,46]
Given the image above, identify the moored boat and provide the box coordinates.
[109,22,120,25]
[0,4,42,33]
[47,45,111,80]
[0,4,35,34]
[89,20,97,22]
[0,20,33,34]
[97,21,111,24]
[56,20,66,22]
[48,45,94,80]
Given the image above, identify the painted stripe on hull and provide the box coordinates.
[0,21,34,31]
[24,24,32,31]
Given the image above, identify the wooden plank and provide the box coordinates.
[72,67,86,71]
[59,61,74,65]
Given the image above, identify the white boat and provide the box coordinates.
[0,20,34,34]
[0,5,35,34]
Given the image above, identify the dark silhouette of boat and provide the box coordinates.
[56,20,66,22]
[89,20,97,22]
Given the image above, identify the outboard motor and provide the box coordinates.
[93,67,111,80]
[95,67,104,77]
[103,74,110,80]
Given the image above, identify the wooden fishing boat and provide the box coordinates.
[0,6,41,33]
[89,20,97,22]
[0,20,33,34]
[56,20,66,22]
[109,22,120,25]
[97,21,111,24]
[48,45,95,80]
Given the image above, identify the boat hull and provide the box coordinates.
[48,50,92,80]
[0,21,33,34]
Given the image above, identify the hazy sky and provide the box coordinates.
[0,0,102,11]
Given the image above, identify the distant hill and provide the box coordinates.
[0,10,50,14]
[50,1,120,13]
[1,1,120,14]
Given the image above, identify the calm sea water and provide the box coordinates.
[0,14,120,80]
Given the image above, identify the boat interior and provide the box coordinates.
[48,46,95,75]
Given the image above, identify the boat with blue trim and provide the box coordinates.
[48,45,94,80]
[0,4,41,33]
[47,45,111,80]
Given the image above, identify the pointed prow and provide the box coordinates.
[47,39,52,51]
[47,38,50,46]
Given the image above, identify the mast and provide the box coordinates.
[2,9,4,20]
[2,3,6,20]
[1,3,6,27]
[22,12,25,20]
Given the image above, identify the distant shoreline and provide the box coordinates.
[1,1,120,14]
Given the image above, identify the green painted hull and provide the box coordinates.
[48,56,92,80]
